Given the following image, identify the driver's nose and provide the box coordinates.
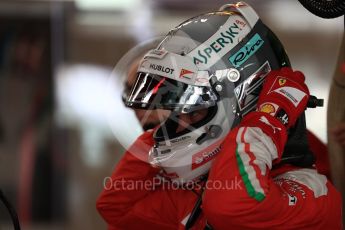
[176,113,193,133]
[176,109,209,133]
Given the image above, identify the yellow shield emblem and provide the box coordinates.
[279,78,286,86]
[260,104,275,114]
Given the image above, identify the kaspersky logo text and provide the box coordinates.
[191,23,240,66]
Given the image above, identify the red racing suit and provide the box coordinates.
[97,112,342,229]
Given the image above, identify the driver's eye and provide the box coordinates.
[190,111,199,117]
[188,109,208,123]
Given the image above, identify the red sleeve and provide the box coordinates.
[203,112,342,229]
[96,131,177,230]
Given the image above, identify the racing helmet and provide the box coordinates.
[126,2,291,184]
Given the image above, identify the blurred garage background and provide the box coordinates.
[0,0,343,229]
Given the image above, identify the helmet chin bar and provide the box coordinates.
[150,99,233,185]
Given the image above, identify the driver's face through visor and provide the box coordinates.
[175,108,209,133]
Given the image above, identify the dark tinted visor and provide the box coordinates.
[126,72,218,113]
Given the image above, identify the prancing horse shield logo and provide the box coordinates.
[278,78,286,86]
